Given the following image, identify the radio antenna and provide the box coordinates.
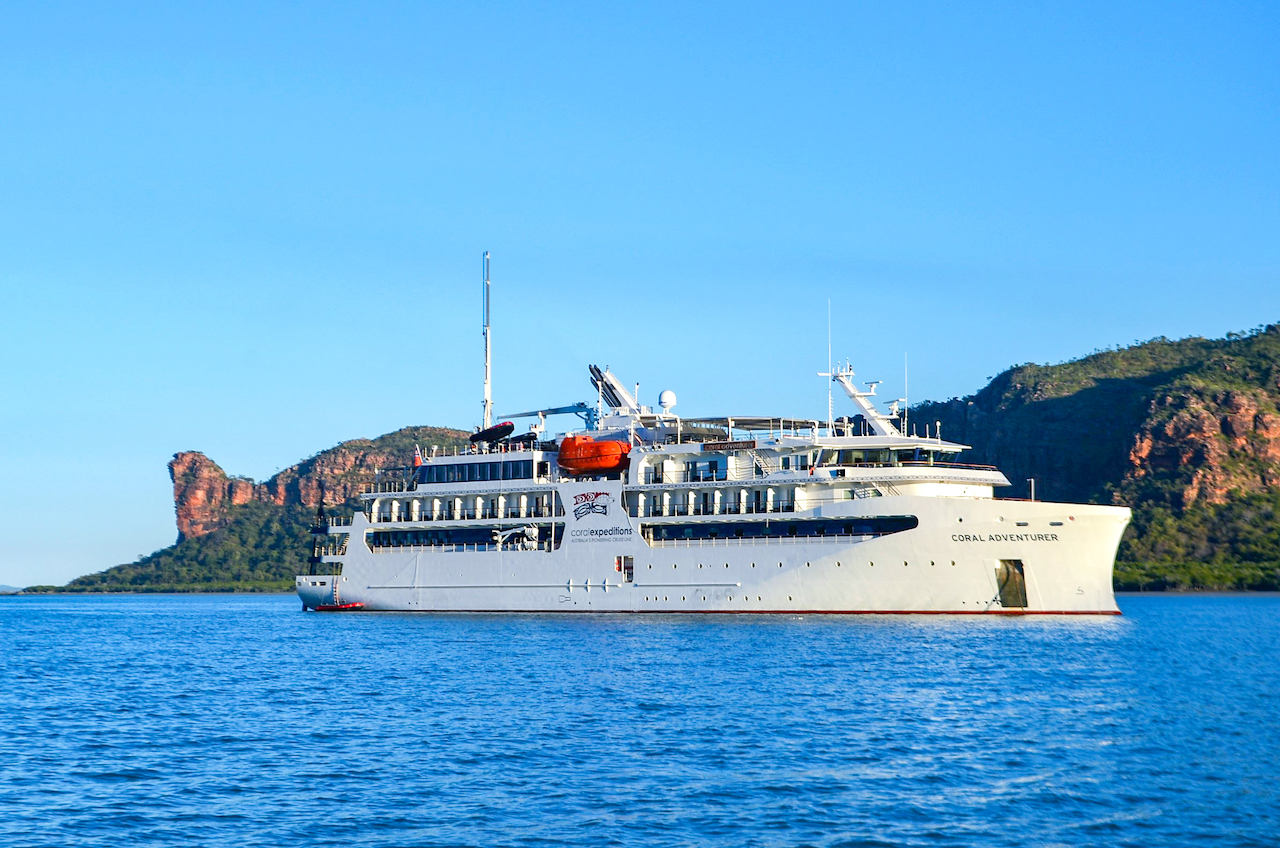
[482,251,492,429]
[903,352,909,434]
[826,300,833,434]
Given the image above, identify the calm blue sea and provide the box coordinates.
[1,595,1277,847]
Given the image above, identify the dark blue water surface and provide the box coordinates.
[2,595,1277,847]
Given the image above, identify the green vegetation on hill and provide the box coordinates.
[914,323,1280,591]
[1116,490,1280,591]
[27,501,329,593]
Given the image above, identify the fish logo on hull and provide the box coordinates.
[573,491,612,520]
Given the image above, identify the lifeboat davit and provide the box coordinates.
[557,434,631,475]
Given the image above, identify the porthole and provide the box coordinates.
[788,595,793,601]
[648,564,652,569]
[664,596,668,601]
[806,562,810,568]
[682,596,686,601]
[724,563,729,568]
[751,562,756,568]
[930,560,935,566]
[957,517,963,523]
[870,561,874,567]
[699,564,703,569]
[951,560,956,566]
[836,561,841,567]
[757,596,761,601]
[903,561,908,567]
[673,564,677,569]
[702,596,706,601]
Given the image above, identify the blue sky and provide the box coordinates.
[2,1,1277,587]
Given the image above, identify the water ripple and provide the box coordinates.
[1,594,1277,846]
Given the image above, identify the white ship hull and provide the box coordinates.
[298,486,1128,615]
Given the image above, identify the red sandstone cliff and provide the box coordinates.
[169,453,256,541]
[169,426,471,542]
[1125,389,1280,507]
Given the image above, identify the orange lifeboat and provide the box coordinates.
[557,434,631,475]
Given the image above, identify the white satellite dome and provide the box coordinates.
[658,389,677,412]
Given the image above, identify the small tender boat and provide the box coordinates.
[314,602,365,612]
[557,434,631,475]
[470,421,515,444]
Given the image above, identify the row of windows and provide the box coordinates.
[368,525,565,548]
[815,448,954,466]
[415,459,537,485]
[643,516,918,542]
[365,517,917,547]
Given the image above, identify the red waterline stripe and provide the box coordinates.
[330,608,1122,616]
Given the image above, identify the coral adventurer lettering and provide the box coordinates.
[952,533,1060,543]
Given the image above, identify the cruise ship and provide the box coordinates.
[298,372,1129,615]
[297,256,1127,615]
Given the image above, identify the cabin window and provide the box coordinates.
[639,516,917,543]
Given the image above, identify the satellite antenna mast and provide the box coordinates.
[826,300,833,434]
[482,251,493,429]
[903,352,909,435]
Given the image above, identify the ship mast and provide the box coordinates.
[481,251,492,430]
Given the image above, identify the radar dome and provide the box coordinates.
[658,390,677,411]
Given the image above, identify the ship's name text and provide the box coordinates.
[952,533,1059,543]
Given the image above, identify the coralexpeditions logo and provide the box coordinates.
[567,489,634,541]
[573,491,612,520]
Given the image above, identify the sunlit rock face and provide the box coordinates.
[912,324,1280,510]
[168,426,471,541]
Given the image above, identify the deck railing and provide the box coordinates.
[371,506,563,523]
[642,460,998,485]
[628,502,796,518]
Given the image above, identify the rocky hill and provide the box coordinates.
[39,426,471,593]
[33,323,1280,593]
[167,425,472,542]
[914,323,1280,589]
